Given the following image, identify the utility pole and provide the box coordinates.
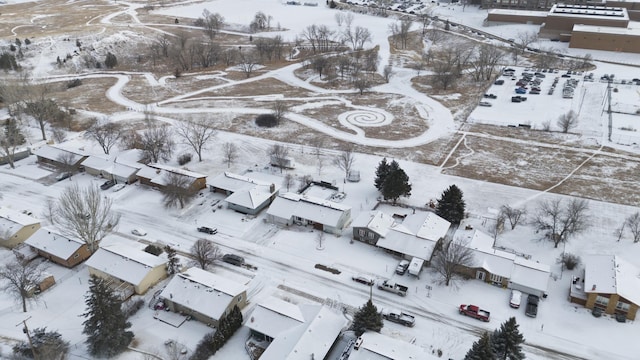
[16,316,37,360]
[607,79,613,142]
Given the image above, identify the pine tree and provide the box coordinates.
[436,184,466,224]
[82,275,134,357]
[13,327,69,359]
[381,166,412,204]
[374,158,390,190]
[492,317,525,360]
[165,245,180,275]
[5,118,25,146]
[464,331,495,360]
[351,299,383,336]
[230,305,243,330]
[104,52,117,69]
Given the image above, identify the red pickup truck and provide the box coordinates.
[459,304,490,322]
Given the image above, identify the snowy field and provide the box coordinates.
[1,0,640,359]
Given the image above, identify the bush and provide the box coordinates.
[255,114,278,127]
[178,153,192,165]
[67,78,82,89]
[122,298,145,318]
[104,52,117,69]
[24,38,31,45]
[557,253,581,270]
[144,244,163,256]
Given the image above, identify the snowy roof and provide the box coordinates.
[488,8,548,17]
[0,206,40,237]
[137,165,162,179]
[267,193,350,227]
[572,24,640,35]
[549,4,629,20]
[351,211,395,238]
[510,258,551,293]
[473,251,515,278]
[376,231,437,260]
[456,229,496,252]
[349,332,435,360]
[260,305,346,360]
[81,155,140,177]
[415,212,450,241]
[85,242,166,286]
[585,255,640,305]
[24,228,85,259]
[81,155,113,171]
[246,297,306,339]
[32,144,85,163]
[147,163,207,179]
[159,267,246,321]
[375,212,449,260]
[213,172,282,209]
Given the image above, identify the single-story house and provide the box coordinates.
[246,296,346,360]
[81,155,140,184]
[32,144,87,170]
[570,255,640,321]
[266,193,351,235]
[455,229,551,297]
[86,242,167,299]
[208,171,282,215]
[0,206,41,248]
[350,331,438,360]
[352,210,396,245]
[159,267,247,326]
[376,212,451,265]
[137,163,207,191]
[24,228,91,268]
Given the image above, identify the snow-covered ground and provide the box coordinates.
[2,0,640,359]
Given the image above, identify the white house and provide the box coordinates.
[208,171,282,215]
[159,267,247,326]
[350,331,438,360]
[0,206,41,248]
[246,296,346,360]
[32,144,87,169]
[266,193,351,235]
[81,154,141,184]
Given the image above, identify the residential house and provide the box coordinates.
[208,171,282,215]
[159,267,247,326]
[246,296,346,360]
[137,163,207,191]
[32,144,87,170]
[570,255,640,321]
[266,193,351,235]
[0,206,41,248]
[0,147,30,165]
[24,228,91,268]
[81,154,140,184]
[455,229,551,298]
[349,331,437,360]
[352,210,395,245]
[85,242,167,299]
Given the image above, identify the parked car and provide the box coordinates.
[197,226,218,234]
[381,308,416,327]
[459,304,490,322]
[509,290,522,309]
[55,172,72,181]
[112,184,126,192]
[131,228,147,236]
[222,254,245,266]
[479,101,492,107]
[395,259,410,275]
[352,274,375,286]
[525,294,539,317]
[515,88,527,94]
[494,79,505,85]
[100,179,116,190]
[484,93,497,99]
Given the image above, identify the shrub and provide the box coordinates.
[255,114,278,127]
[104,52,117,69]
[122,298,145,318]
[67,78,82,89]
[144,244,163,256]
[24,38,31,45]
[177,153,192,165]
[557,253,581,270]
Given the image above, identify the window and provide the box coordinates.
[490,274,502,283]
[367,232,375,239]
[74,253,80,259]
[595,295,609,308]
[358,229,366,237]
[615,301,630,312]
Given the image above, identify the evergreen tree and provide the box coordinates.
[82,275,134,358]
[350,299,383,336]
[491,317,525,360]
[104,52,118,68]
[436,184,466,224]
[165,245,180,275]
[374,157,390,190]
[381,167,412,204]
[190,332,215,360]
[464,331,495,360]
[230,305,243,330]
[12,327,69,359]
[5,118,26,146]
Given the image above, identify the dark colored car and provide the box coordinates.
[525,294,539,317]
[100,179,116,190]
[222,254,245,266]
[197,226,218,234]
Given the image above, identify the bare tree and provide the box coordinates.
[24,84,57,141]
[0,118,26,169]
[86,117,123,155]
[353,76,372,95]
[0,256,46,312]
[333,145,355,179]
[238,50,259,78]
[500,205,526,230]
[199,10,225,39]
[625,212,640,243]
[488,214,506,241]
[514,31,538,55]
[140,122,175,163]
[431,239,475,287]
[533,198,590,248]
[175,118,216,162]
[298,174,313,192]
[389,19,412,49]
[190,239,220,270]
[343,26,372,51]
[269,144,290,173]
[156,34,171,58]
[383,65,394,83]
[249,11,272,33]
[160,173,198,209]
[283,173,295,192]
[222,142,238,168]
[469,44,504,81]
[557,110,578,133]
[272,100,289,125]
[50,184,120,253]
[56,152,78,175]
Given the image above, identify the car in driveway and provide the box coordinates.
[395,259,410,275]
[509,290,522,309]
[131,228,147,236]
[56,172,72,181]
[112,184,126,192]
[525,294,539,317]
[100,179,116,190]
[222,254,245,266]
[197,226,218,234]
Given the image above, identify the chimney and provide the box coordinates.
[592,284,596,291]
[270,183,275,193]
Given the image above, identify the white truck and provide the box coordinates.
[381,308,416,327]
[377,280,408,296]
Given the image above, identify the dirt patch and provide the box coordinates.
[49,77,126,115]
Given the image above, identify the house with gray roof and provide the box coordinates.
[266,193,351,235]
[32,144,87,170]
[208,171,282,215]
